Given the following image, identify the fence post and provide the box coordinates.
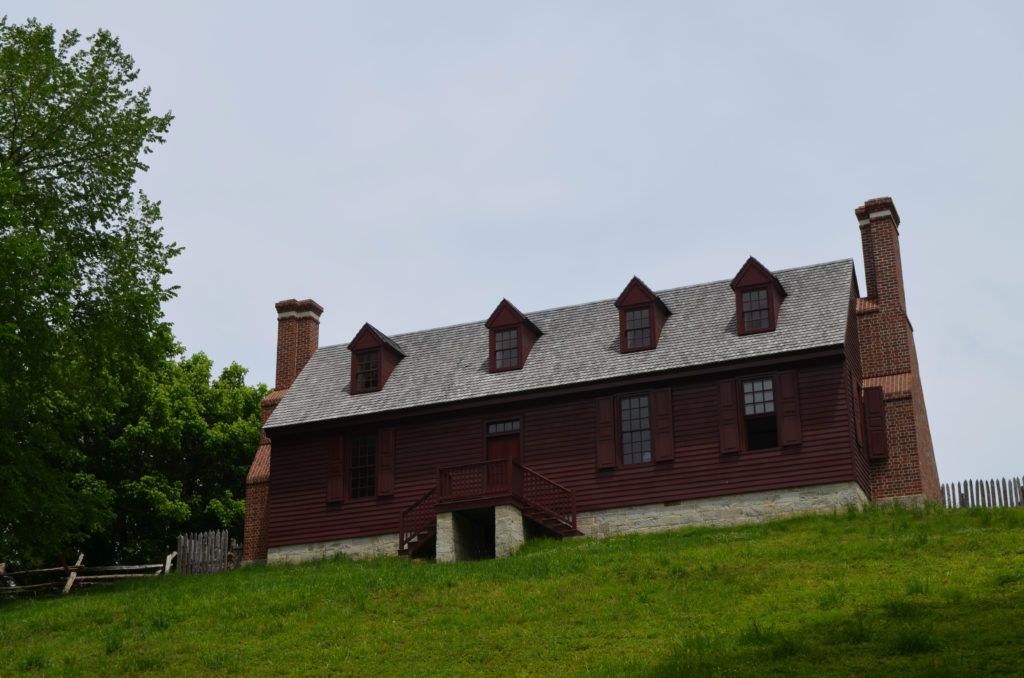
[62,553,84,595]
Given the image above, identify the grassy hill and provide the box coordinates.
[2,504,1022,677]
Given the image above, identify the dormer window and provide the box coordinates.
[485,299,541,373]
[355,351,379,390]
[624,307,652,349]
[348,323,405,393]
[731,257,786,336]
[615,277,670,353]
[494,328,519,369]
[741,289,770,332]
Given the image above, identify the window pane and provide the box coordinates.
[625,307,652,348]
[620,395,652,464]
[350,435,376,498]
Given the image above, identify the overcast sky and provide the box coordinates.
[7,2,1023,485]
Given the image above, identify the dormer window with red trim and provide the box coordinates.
[730,257,786,336]
[355,351,379,390]
[348,323,405,393]
[494,328,519,369]
[741,289,770,331]
[485,299,541,373]
[615,277,670,353]
[625,307,652,349]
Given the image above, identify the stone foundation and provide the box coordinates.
[436,511,475,564]
[267,532,399,565]
[494,505,525,558]
[265,482,869,565]
[577,481,868,538]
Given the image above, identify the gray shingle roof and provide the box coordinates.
[265,259,854,429]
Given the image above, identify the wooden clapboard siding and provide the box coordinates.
[268,414,486,548]
[267,356,864,549]
[843,285,872,496]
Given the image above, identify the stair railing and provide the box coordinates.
[518,463,576,531]
[399,486,437,553]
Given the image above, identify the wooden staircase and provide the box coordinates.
[399,487,437,557]
[521,506,583,538]
[398,460,579,556]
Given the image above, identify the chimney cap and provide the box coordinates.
[855,197,900,227]
[275,298,324,318]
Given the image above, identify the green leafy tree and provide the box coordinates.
[86,354,268,563]
[0,17,177,566]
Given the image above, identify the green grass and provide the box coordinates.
[2,504,1023,676]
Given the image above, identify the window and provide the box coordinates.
[355,351,379,390]
[485,299,541,372]
[348,323,405,393]
[731,257,785,336]
[488,420,520,435]
[350,434,376,498]
[494,328,519,369]
[741,289,770,332]
[625,307,652,349]
[615,277,669,353]
[620,395,652,465]
[743,378,777,450]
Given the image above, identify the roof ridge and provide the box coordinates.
[267,258,855,429]
[314,259,854,351]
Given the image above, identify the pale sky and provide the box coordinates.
[7,2,1024,486]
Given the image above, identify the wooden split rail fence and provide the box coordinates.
[941,476,1024,509]
[0,552,175,599]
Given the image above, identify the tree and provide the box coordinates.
[85,354,268,564]
[0,17,178,566]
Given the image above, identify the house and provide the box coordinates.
[243,197,939,564]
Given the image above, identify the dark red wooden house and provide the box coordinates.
[244,197,939,564]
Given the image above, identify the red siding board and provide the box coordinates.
[266,359,865,549]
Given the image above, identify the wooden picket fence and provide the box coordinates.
[176,529,240,575]
[941,476,1024,509]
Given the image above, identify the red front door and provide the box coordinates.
[487,434,520,463]
[486,434,520,493]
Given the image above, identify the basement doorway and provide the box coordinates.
[449,507,496,561]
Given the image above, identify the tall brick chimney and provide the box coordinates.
[274,298,324,392]
[857,197,906,315]
[854,198,940,503]
[244,298,323,563]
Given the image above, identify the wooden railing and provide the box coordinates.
[438,459,522,502]
[399,461,578,554]
[438,459,576,532]
[399,486,437,553]
[520,465,576,530]
[942,477,1023,509]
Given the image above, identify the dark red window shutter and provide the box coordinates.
[863,387,889,460]
[377,428,395,495]
[849,371,863,447]
[718,380,741,454]
[327,437,343,502]
[777,371,802,447]
[596,397,615,468]
[652,388,675,462]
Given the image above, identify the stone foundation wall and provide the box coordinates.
[577,482,868,538]
[494,505,525,558]
[266,482,868,565]
[267,532,399,565]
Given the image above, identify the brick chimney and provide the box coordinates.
[856,197,906,315]
[244,298,323,563]
[854,198,940,503]
[274,298,324,392]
